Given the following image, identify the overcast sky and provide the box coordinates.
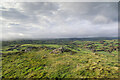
[0,2,118,40]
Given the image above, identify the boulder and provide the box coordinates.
[50,47,76,54]
[50,47,65,54]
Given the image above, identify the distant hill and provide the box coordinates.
[2,37,118,47]
[57,37,118,41]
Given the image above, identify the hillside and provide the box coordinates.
[1,39,119,78]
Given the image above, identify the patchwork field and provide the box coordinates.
[1,38,119,78]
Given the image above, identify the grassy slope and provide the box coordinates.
[2,40,119,78]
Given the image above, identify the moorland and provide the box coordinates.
[1,37,119,78]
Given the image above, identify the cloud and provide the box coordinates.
[93,15,110,24]
[1,8,28,20]
[0,2,118,40]
[20,2,59,15]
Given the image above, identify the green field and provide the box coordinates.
[1,39,119,78]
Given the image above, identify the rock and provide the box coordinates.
[49,47,65,54]
[50,47,77,54]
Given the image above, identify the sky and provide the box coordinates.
[0,2,118,40]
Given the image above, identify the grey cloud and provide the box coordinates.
[1,2,118,40]
[1,8,39,24]
[20,2,59,16]
[1,8,28,20]
[59,2,118,24]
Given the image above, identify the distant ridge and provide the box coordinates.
[1,37,118,41]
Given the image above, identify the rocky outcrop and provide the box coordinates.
[50,47,64,54]
[50,47,76,54]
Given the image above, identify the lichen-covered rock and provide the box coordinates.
[50,47,77,54]
[50,47,64,54]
